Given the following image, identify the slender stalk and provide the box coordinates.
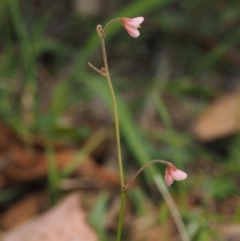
[97,20,125,241]
[123,160,169,192]
[116,192,126,241]
[99,33,124,187]
[101,18,120,39]
[88,62,106,76]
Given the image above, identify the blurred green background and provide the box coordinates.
[0,0,240,240]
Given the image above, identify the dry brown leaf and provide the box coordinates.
[220,223,240,241]
[2,193,97,241]
[5,149,80,182]
[0,193,46,231]
[192,93,240,141]
[0,121,115,188]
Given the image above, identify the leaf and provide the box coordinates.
[193,93,240,141]
[2,193,97,241]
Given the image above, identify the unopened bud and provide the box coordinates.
[96,24,102,32]
[101,67,106,73]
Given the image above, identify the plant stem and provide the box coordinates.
[116,192,126,241]
[88,62,106,76]
[123,160,169,192]
[100,35,124,187]
[99,21,125,241]
[101,18,120,39]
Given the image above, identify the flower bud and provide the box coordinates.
[120,17,144,38]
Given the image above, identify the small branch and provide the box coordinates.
[123,160,169,192]
[101,18,120,39]
[88,62,106,76]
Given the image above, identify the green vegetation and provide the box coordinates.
[1,0,240,240]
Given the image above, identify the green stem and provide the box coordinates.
[98,20,125,241]
[100,34,124,188]
[101,18,120,39]
[123,160,169,192]
[116,192,126,241]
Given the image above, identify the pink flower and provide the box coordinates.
[165,163,187,186]
[120,17,144,38]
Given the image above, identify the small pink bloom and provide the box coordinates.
[165,163,187,186]
[120,17,144,38]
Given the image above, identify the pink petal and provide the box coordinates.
[171,169,187,181]
[125,25,140,38]
[125,17,144,28]
[165,172,174,186]
[120,17,144,38]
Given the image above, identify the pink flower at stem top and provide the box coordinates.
[165,163,187,186]
[120,17,144,38]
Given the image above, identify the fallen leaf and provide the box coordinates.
[0,193,46,231]
[220,223,240,241]
[2,193,97,241]
[192,93,240,141]
[5,149,80,182]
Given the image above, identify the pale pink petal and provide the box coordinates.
[171,169,187,181]
[125,17,144,28]
[165,172,174,186]
[125,25,140,38]
[120,17,144,38]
